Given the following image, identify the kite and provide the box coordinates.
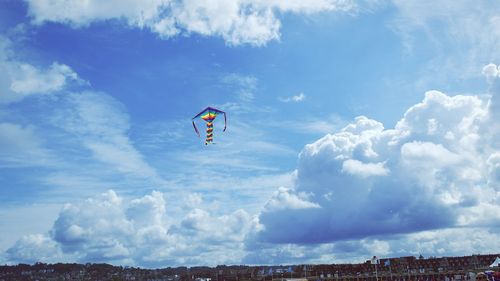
[192,107,227,145]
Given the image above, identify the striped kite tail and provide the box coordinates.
[205,122,214,145]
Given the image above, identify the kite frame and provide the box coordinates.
[191,106,227,138]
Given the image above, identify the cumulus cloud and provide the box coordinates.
[341,159,389,178]
[0,36,81,104]
[177,208,253,243]
[9,62,81,95]
[487,153,500,191]
[244,225,500,265]
[5,190,256,266]
[241,70,500,262]
[388,227,500,258]
[5,234,63,264]
[253,72,500,248]
[482,63,500,83]
[263,187,320,212]
[24,0,354,46]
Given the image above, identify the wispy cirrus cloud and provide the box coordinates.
[51,91,163,183]
[0,122,55,167]
[265,114,347,136]
[389,0,500,80]
[221,73,258,101]
[279,92,306,103]
[0,34,163,188]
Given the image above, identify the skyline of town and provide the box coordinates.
[2,253,499,280]
[1,0,500,267]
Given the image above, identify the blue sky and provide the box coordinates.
[0,0,499,268]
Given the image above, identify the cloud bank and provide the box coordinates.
[5,190,255,267]
[24,0,354,46]
[252,66,500,252]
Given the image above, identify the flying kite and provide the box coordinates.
[192,107,227,145]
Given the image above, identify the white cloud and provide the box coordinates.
[487,152,500,191]
[178,208,253,242]
[26,0,167,27]
[0,36,81,104]
[279,92,306,103]
[5,234,63,264]
[25,0,354,46]
[482,63,500,84]
[50,190,148,262]
[5,190,256,267]
[0,203,62,257]
[253,74,499,247]
[254,0,354,13]
[183,193,203,208]
[171,0,281,46]
[401,141,460,166]
[395,227,500,257]
[341,159,389,178]
[126,191,167,227]
[10,62,81,95]
[245,227,500,265]
[263,187,320,212]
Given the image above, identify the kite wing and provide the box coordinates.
[192,107,227,144]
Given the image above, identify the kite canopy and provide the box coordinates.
[192,107,226,145]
